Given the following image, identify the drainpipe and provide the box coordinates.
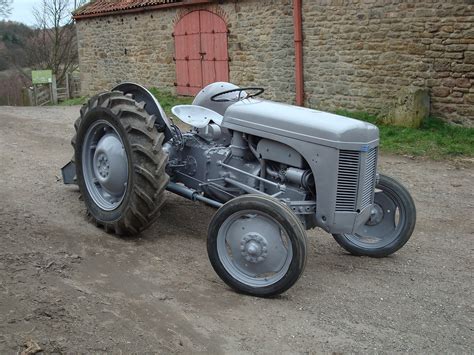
[293,0,304,106]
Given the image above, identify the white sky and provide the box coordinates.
[8,0,77,26]
[9,0,39,26]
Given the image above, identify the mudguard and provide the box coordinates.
[112,82,174,142]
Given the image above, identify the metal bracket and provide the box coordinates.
[283,200,316,215]
[61,160,77,185]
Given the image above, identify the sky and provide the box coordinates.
[9,0,40,26]
[7,0,77,26]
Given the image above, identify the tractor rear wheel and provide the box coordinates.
[72,91,169,235]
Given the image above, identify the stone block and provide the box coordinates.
[466,94,474,104]
[383,87,430,128]
[456,77,471,88]
[452,64,474,73]
[465,52,474,64]
[446,44,467,52]
[434,61,454,71]
[442,78,457,87]
[432,86,451,97]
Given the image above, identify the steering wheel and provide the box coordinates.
[210,87,265,102]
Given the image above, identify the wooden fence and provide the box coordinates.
[32,85,52,106]
[28,72,81,106]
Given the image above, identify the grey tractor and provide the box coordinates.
[62,81,416,297]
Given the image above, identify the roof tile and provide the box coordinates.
[73,0,182,18]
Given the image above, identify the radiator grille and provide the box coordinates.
[336,150,360,212]
[360,147,378,210]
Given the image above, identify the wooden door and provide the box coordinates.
[174,10,229,96]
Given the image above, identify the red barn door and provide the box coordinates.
[174,10,229,96]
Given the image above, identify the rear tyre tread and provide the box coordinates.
[125,124,156,142]
[132,144,161,165]
[134,186,155,210]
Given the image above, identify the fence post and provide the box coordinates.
[51,75,58,104]
[33,85,37,106]
[65,72,70,99]
[21,88,30,106]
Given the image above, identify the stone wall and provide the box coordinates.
[302,0,473,126]
[76,0,296,104]
[226,0,295,103]
[77,9,178,96]
[76,0,473,125]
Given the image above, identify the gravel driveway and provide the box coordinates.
[0,105,472,353]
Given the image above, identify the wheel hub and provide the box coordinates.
[367,204,384,226]
[82,121,129,211]
[217,210,294,288]
[96,153,110,178]
[240,233,268,263]
[92,133,128,199]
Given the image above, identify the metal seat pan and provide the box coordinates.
[171,105,223,128]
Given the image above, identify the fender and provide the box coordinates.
[112,82,174,142]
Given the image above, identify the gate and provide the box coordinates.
[174,10,229,96]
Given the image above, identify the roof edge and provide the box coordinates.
[73,0,214,20]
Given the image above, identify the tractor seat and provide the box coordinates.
[171,105,223,128]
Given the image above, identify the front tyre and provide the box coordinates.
[207,194,307,297]
[332,174,416,257]
[73,91,169,235]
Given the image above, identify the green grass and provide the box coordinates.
[148,87,193,116]
[335,110,474,160]
[59,96,88,106]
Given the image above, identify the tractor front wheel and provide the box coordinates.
[73,91,169,235]
[332,174,416,257]
[207,194,308,297]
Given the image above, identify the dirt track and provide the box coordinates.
[0,105,472,353]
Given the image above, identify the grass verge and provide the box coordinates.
[59,96,88,106]
[148,88,193,116]
[335,110,474,160]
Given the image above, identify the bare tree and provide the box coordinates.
[0,0,12,19]
[26,0,78,84]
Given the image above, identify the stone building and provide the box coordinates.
[74,0,474,126]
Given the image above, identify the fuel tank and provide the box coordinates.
[222,99,379,149]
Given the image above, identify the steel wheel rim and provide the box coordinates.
[217,210,293,288]
[344,188,405,249]
[82,120,128,211]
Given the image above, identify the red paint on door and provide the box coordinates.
[174,10,229,96]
